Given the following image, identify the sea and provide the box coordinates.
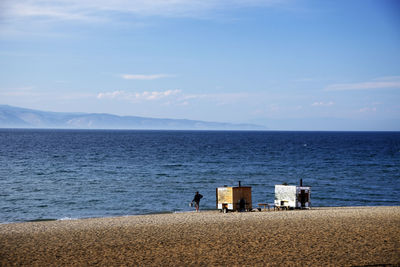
[1,129,399,223]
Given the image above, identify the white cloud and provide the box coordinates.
[311,101,334,107]
[96,89,253,107]
[359,107,377,113]
[121,74,174,80]
[97,89,181,101]
[1,0,286,22]
[97,90,124,99]
[7,2,93,21]
[0,0,289,38]
[181,92,250,106]
[140,89,181,100]
[325,77,400,91]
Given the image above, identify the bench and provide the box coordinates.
[257,203,272,211]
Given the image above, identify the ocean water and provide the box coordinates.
[1,129,399,223]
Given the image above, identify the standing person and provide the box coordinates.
[192,191,203,212]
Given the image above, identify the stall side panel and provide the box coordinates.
[233,187,252,211]
[217,187,233,210]
[296,187,311,208]
[275,185,297,208]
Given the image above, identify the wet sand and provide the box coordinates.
[1,206,399,266]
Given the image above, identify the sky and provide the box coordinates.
[0,0,399,130]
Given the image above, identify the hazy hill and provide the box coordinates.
[0,105,266,130]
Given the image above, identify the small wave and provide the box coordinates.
[111,189,128,193]
[58,169,74,173]
[28,218,57,222]
[164,164,184,168]
[58,217,77,221]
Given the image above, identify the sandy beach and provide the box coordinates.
[1,206,399,266]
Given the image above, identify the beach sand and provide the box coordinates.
[1,206,399,266]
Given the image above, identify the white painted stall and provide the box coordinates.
[274,182,311,209]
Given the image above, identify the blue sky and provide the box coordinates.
[1,0,399,130]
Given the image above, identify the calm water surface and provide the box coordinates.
[1,129,399,223]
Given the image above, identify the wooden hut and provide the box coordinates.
[216,182,252,213]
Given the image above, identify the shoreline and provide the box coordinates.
[1,206,399,266]
[2,205,396,225]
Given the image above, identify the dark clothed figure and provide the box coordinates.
[192,191,203,212]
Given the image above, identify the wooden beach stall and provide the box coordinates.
[216,182,252,213]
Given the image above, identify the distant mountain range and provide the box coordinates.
[0,105,266,130]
